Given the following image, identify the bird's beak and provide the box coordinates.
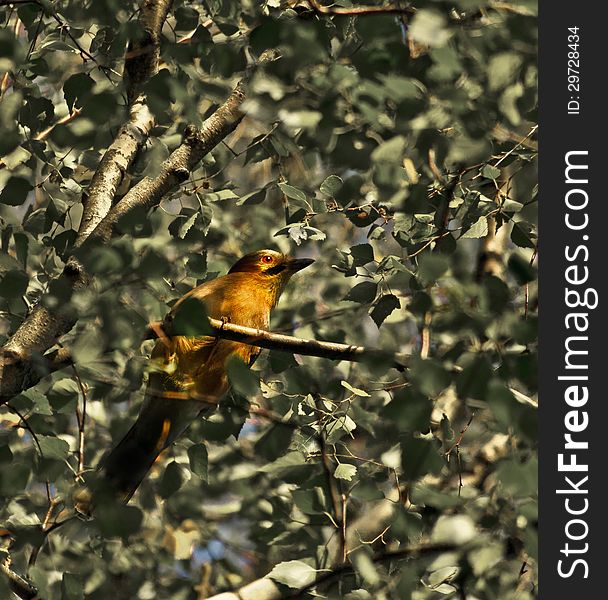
[286,257,314,272]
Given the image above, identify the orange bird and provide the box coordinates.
[96,249,313,502]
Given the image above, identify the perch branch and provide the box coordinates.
[145,318,410,371]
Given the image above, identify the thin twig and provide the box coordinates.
[7,403,52,502]
[314,394,346,562]
[71,362,88,475]
[444,413,475,457]
[283,542,458,599]
[420,311,431,359]
[348,524,391,556]
[34,107,82,142]
[27,496,61,569]
[493,124,538,168]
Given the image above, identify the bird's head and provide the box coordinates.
[228,249,314,306]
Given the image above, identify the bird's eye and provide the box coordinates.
[261,255,274,264]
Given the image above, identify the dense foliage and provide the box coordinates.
[0,1,537,599]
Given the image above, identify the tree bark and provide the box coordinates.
[0,0,173,403]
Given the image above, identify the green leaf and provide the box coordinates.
[401,436,444,482]
[341,380,370,397]
[0,444,12,465]
[0,176,33,206]
[204,189,239,202]
[371,135,406,164]
[461,216,489,239]
[278,183,308,205]
[410,484,465,509]
[496,457,538,497]
[482,275,511,314]
[350,243,374,266]
[488,52,523,91]
[0,463,30,496]
[0,269,28,299]
[48,378,79,414]
[482,164,501,180]
[96,504,143,538]
[63,72,95,113]
[507,254,535,285]
[170,296,213,337]
[274,224,326,245]
[61,572,84,600]
[292,488,326,515]
[352,551,381,586]
[174,5,200,31]
[255,425,294,461]
[344,590,373,600]
[138,248,171,277]
[236,188,266,206]
[83,247,123,275]
[417,253,449,286]
[269,350,298,373]
[381,388,431,432]
[431,514,476,545]
[501,199,524,213]
[226,355,259,397]
[343,281,377,304]
[320,175,343,197]
[159,461,187,498]
[326,414,357,444]
[178,211,199,239]
[409,10,450,46]
[334,463,357,481]
[279,109,322,129]
[188,444,208,480]
[269,560,318,589]
[11,389,52,416]
[37,436,69,460]
[456,355,493,400]
[511,221,537,248]
[410,358,451,398]
[468,542,503,576]
[380,75,425,101]
[370,294,401,327]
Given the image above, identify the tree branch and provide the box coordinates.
[0,0,174,403]
[0,260,89,403]
[306,0,414,17]
[0,559,38,600]
[145,317,410,371]
[89,81,247,242]
[89,49,279,242]
[76,0,173,243]
[0,0,39,6]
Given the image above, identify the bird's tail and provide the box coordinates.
[99,396,206,502]
[68,392,208,513]
[99,419,168,502]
